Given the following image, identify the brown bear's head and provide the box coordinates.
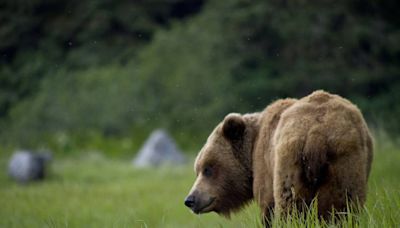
[184,113,259,217]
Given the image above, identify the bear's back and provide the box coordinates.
[281,90,363,124]
[277,90,369,147]
[274,90,372,179]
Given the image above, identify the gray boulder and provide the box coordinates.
[133,129,185,167]
[8,150,52,183]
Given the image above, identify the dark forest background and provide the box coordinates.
[1,0,399,156]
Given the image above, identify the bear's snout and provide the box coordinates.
[184,190,216,214]
[184,194,196,208]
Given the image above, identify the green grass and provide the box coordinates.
[0,144,399,227]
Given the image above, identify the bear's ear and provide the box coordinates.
[222,113,245,141]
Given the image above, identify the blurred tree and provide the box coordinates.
[1,0,400,151]
[135,0,400,133]
[0,0,204,118]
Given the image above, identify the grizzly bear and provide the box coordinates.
[184,90,373,222]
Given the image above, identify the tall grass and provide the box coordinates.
[0,141,399,227]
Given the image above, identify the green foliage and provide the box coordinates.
[0,0,204,118]
[1,0,400,154]
[146,0,400,127]
[132,0,400,146]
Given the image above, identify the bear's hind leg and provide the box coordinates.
[316,151,367,220]
[273,141,314,216]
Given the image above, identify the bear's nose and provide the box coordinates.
[184,195,196,208]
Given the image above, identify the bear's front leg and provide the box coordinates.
[261,201,274,227]
[253,160,276,226]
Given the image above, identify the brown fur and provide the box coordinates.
[185,90,373,221]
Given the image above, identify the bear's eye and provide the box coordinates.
[203,166,213,177]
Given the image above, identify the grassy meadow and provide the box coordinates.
[0,139,399,228]
[2,1,400,227]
